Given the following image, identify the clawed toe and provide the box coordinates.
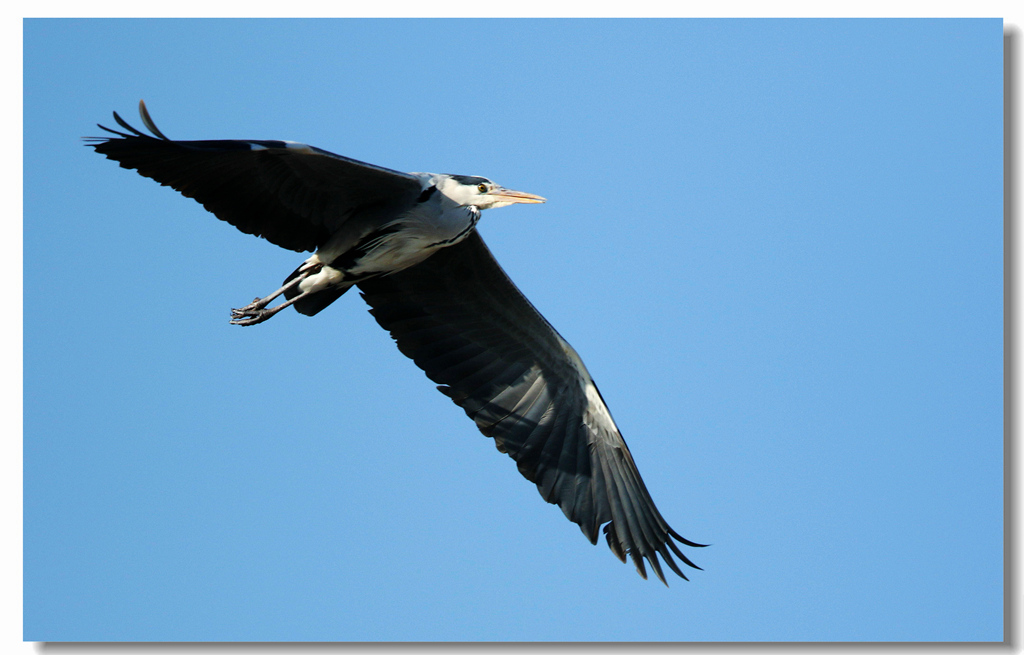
[234,297,267,313]
[229,306,270,326]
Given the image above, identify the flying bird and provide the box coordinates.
[87,101,704,584]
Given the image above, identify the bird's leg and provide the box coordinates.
[229,263,323,326]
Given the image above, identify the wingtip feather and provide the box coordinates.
[649,552,667,585]
[112,110,145,137]
[138,99,172,140]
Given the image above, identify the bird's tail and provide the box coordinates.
[282,265,352,317]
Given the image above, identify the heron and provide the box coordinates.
[87,101,705,584]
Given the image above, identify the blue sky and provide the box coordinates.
[23,18,1003,641]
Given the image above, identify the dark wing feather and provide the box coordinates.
[86,102,422,253]
[358,231,705,584]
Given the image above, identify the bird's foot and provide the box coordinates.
[234,296,269,313]
[229,286,302,326]
[230,306,274,326]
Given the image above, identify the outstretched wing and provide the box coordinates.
[358,231,704,584]
[86,101,423,253]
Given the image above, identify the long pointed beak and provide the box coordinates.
[491,188,546,204]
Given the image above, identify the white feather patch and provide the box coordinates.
[584,380,619,433]
[298,265,346,294]
[283,141,313,153]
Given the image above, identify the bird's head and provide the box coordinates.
[440,174,546,210]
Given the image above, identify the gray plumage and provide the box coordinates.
[87,101,704,584]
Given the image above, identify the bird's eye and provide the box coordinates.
[478,184,488,193]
